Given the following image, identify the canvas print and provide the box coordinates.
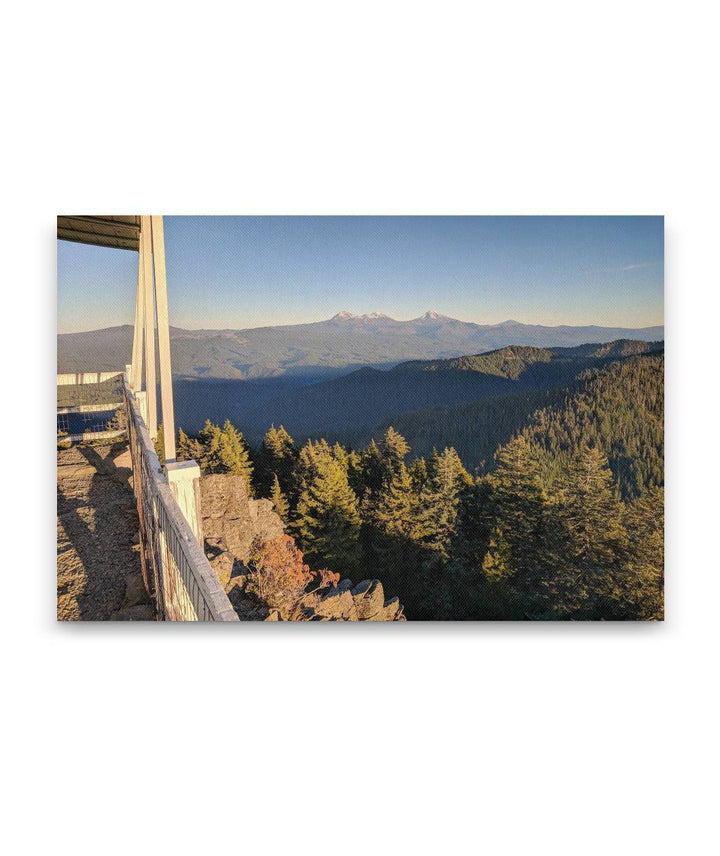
[57,216,664,622]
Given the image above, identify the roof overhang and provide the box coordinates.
[57,215,141,251]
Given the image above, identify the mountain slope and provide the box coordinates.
[382,348,663,487]
[57,313,664,379]
[240,340,664,441]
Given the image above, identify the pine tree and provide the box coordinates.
[360,439,385,495]
[380,426,410,477]
[482,526,512,581]
[270,473,289,521]
[374,461,418,541]
[346,448,364,496]
[545,443,626,617]
[177,427,203,462]
[619,486,664,620]
[485,434,550,597]
[194,419,254,495]
[219,419,254,495]
[417,447,471,558]
[256,424,297,497]
[408,457,428,491]
[294,451,362,575]
[197,419,224,473]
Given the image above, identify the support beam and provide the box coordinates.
[140,219,157,439]
[151,216,176,462]
[130,239,145,392]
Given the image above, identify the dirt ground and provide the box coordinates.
[56,440,154,621]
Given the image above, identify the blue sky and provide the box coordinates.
[57,216,664,333]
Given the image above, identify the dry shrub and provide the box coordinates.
[246,534,339,619]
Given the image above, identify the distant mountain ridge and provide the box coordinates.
[57,311,664,379]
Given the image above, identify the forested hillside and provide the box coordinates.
[244,340,663,439]
[167,348,664,621]
[382,349,664,482]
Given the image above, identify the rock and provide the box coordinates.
[352,579,386,619]
[123,572,148,607]
[314,587,359,620]
[377,596,405,621]
[200,475,284,564]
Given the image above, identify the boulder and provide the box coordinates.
[351,579,386,619]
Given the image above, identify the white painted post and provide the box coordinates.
[135,391,148,425]
[130,240,145,392]
[166,461,203,544]
[140,218,157,439]
[151,216,176,463]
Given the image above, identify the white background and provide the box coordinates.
[2,1,718,854]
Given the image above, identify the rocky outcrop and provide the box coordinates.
[296,578,405,621]
[198,474,405,621]
[200,475,284,588]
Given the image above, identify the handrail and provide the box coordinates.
[123,378,239,621]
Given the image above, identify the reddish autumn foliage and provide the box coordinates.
[246,534,339,618]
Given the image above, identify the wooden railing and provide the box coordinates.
[123,379,239,621]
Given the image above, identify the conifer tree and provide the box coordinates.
[218,419,254,495]
[380,426,410,477]
[619,486,664,620]
[416,447,471,558]
[256,424,297,497]
[195,419,254,495]
[332,442,349,472]
[360,439,385,495]
[482,526,512,581]
[197,419,224,473]
[270,473,289,522]
[408,457,429,492]
[485,434,550,596]
[346,448,364,496]
[177,427,202,463]
[374,461,418,541]
[545,443,625,617]
[294,450,362,575]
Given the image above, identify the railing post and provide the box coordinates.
[166,461,204,545]
[135,390,148,425]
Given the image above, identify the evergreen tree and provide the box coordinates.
[380,426,410,477]
[374,461,418,541]
[482,526,512,582]
[197,419,224,473]
[195,419,254,495]
[255,424,297,497]
[294,450,362,575]
[619,486,664,620]
[544,443,625,617]
[218,419,254,495]
[417,447,472,558]
[177,427,202,462]
[360,439,385,495]
[270,473,289,522]
[346,448,364,496]
[408,456,429,492]
[485,434,550,600]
